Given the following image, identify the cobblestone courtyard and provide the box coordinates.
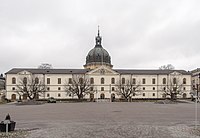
[0,102,200,138]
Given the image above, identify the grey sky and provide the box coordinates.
[0,0,200,74]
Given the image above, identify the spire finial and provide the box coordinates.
[98,25,100,36]
[95,26,102,47]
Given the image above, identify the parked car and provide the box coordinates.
[47,97,56,103]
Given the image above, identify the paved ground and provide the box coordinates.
[0,102,200,138]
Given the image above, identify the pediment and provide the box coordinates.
[169,71,182,76]
[17,70,32,75]
[87,66,119,75]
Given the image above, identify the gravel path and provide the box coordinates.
[26,120,200,138]
[0,102,200,137]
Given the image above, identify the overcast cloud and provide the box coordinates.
[0,0,200,74]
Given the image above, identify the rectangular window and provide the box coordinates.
[153,87,155,90]
[47,78,50,84]
[142,78,146,84]
[101,87,104,91]
[12,87,15,90]
[47,87,50,91]
[152,78,156,84]
[90,87,94,91]
[132,78,136,84]
[69,78,72,84]
[58,78,61,84]
[122,78,125,84]
[163,87,166,91]
[143,93,145,96]
[143,87,145,90]
[58,87,61,90]
[153,93,155,96]
[112,87,115,91]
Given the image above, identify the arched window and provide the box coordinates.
[163,78,166,84]
[35,77,39,84]
[90,78,94,84]
[173,78,177,84]
[122,78,125,84]
[23,77,27,84]
[12,77,16,84]
[101,78,104,84]
[79,78,83,84]
[183,78,186,84]
[111,78,115,84]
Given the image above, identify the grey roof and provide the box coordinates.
[5,68,191,75]
[5,68,91,74]
[114,69,191,75]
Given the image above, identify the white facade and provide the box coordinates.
[6,66,192,101]
[4,29,193,101]
[191,68,200,89]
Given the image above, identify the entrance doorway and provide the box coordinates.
[111,93,115,102]
[90,93,94,101]
[183,93,187,99]
[11,94,16,101]
[23,94,27,100]
[100,93,105,99]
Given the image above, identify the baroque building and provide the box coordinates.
[191,68,200,92]
[5,29,192,101]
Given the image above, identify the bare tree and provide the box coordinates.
[161,76,183,100]
[16,75,46,100]
[38,63,53,69]
[0,74,5,90]
[159,64,175,70]
[64,75,94,100]
[116,79,141,102]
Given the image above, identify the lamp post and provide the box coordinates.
[195,73,200,129]
[96,87,98,102]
